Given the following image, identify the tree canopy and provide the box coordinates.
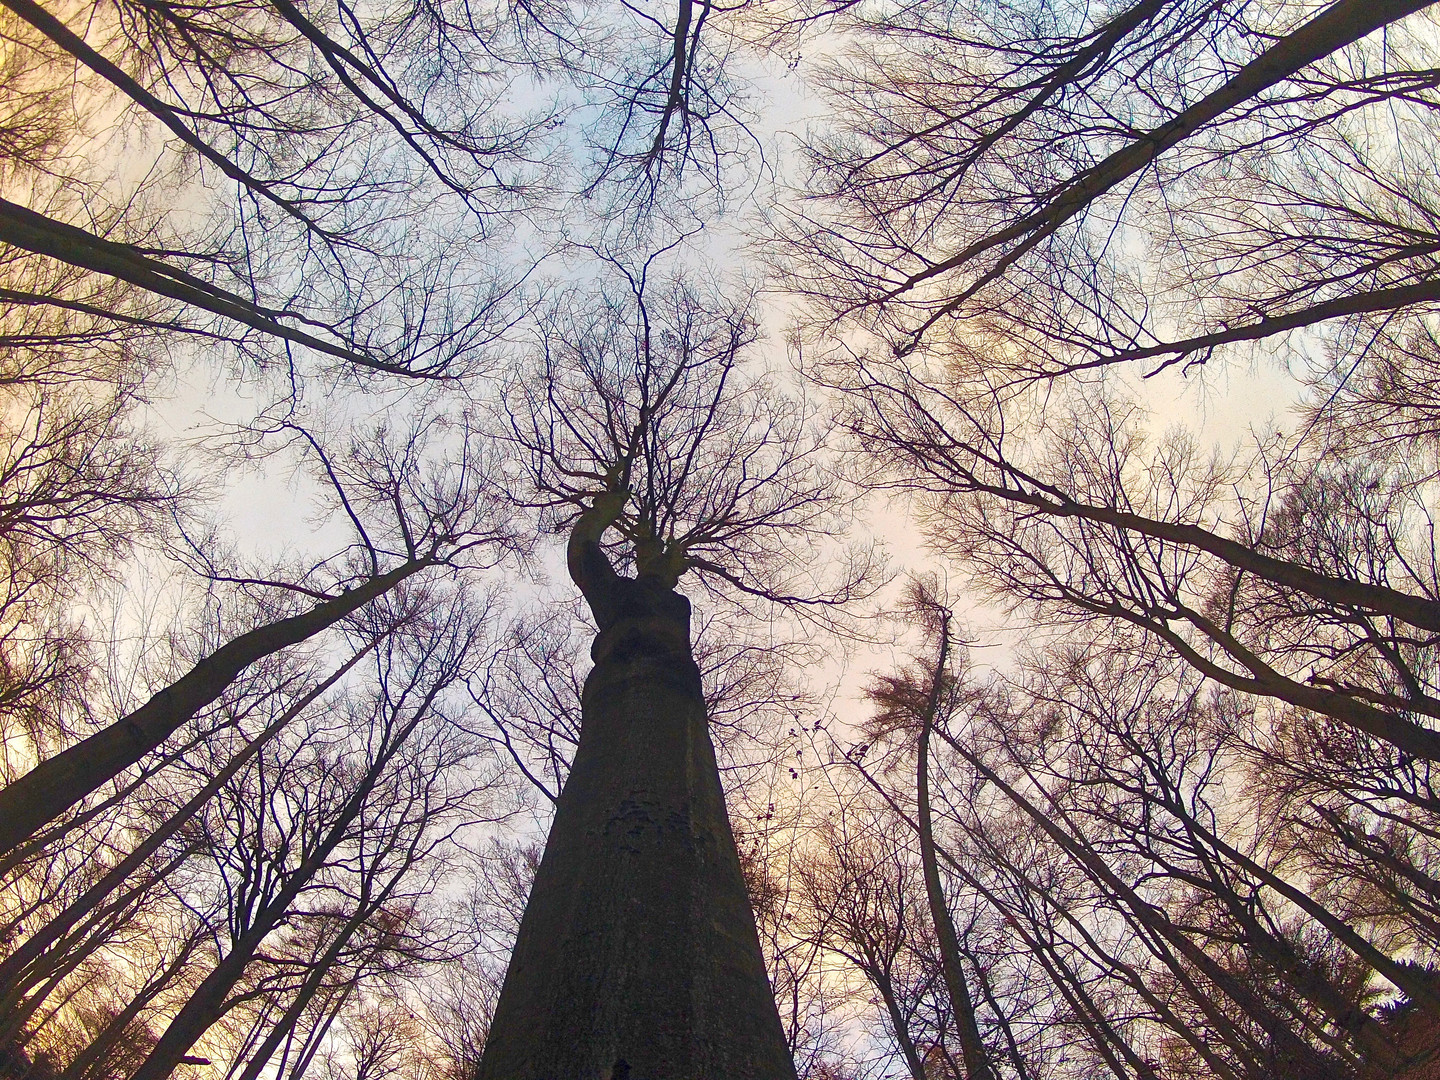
[2,0,1440,1076]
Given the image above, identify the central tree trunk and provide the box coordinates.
[476,563,796,1079]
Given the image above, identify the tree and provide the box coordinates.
[121,579,507,1080]
[794,810,945,1080]
[0,359,177,782]
[0,412,517,860]
[475,257,874,1077]
[0,0,542,383]
[773,5,1440,1069]
[832,377,1440,762]
[0,644,368,1042]
[845,620,1400,1079]
[784,0,1440,374]
[869,585,996,1080]
[0,394,529,1080]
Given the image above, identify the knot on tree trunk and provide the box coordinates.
[588,574,702,698]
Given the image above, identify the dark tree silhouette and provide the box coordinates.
[0,414,516,861]
[121,585,504,1080]
[0,0,543,386]
[776,4,1440,1070]
[476,258,873,1077]
[784,0,1440,378]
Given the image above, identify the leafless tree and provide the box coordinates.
[475,252,880,1076]
[0,410,519,862]
[114,580,510,1080]
[830,359,1440,761]
[0,0,546,384]
[505,253,875,618]
[782,0,1440,380]
[770,6,1440,1072]
[841,586,1440,1078]
[795,811,949,1080]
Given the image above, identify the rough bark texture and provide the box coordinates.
[476,548,795,1079]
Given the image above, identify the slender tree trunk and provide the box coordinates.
[864,952,927,1080]
[234,843,420,1080]
[935,726,1348,1080]
[895,0,1437,313]
[0,560,423,859]
[1025,931,1162,1080]
[231,913,368,1080]
[966,945,1034,1080]
[0,199,348,363]
[476,531,795,1078]
[55,935,201,1080]
[914,609,994,1080]
[0,845,193,1046]
[128,872,317,1080]
[846,738,1256,1079]
[125,676,444,1080]
[1167,788,1440,1020]
[0,647,368,1007]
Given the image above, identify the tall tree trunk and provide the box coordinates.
[0,560,423,859]
[914,609,994,1080]
[0,646,369,1008]
[124,674,447,1080]
[476,527,795,1078]
[54,935,201,1080]
[864,951,927,1080]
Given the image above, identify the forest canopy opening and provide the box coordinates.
[1,0,1438,1077]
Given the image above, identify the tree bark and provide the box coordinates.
[476,529,795,1079]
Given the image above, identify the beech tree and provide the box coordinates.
[0,0,542,382]
[773,4,1440,1069]
[0,413,518,862]
[0,373,177,782]
[475,257,875,1077]
[784,0,1440,376]
[121,583,508,1080]
[810,596,1435,1079]
[3,576,515,1080]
